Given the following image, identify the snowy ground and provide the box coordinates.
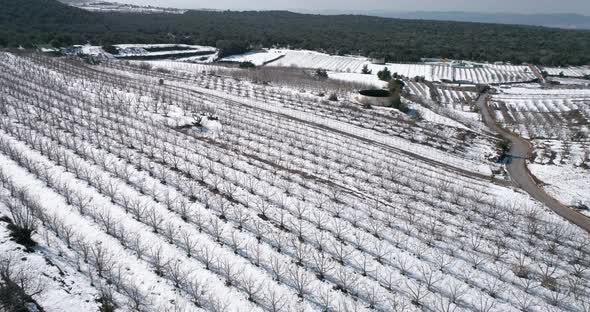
[0,209,100,312]
[490,84,590,218]
[0,52,589,312]
[71,2,187,14]
[220,50,286,66]
[542,66,590,77]
[529,163,590,216]
[548,77,590,86]
[328,72,387,88]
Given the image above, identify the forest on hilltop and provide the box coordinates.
[1,0,590,65]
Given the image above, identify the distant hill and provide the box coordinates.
[0,0,99,25]
[376,12,590,30]
[58,0,187,14]
[1,0,590,65]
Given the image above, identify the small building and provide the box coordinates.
[371,58,386,65]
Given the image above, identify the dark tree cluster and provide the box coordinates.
[2,0,590,65]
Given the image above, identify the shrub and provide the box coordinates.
[138,62,152,71]
[7,223,36,250]
[102,44,118,55]
[239,61,255,69]
[361,64,372,75]
[377,67,391,81]
[496,139,511,154]
[390,96,409,113]
[328,93,338,101]
[155,67,171,74]
[315,68,328,79]
[388,79,405,94]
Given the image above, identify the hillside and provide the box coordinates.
[1,0,590,65]
[389,12,590,30]
[0,0,98,24]
[330,11,590,30]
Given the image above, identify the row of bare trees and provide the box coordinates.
[1,53,589,311]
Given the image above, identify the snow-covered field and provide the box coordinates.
[542,66,590,77]
[453,66,536,84]
[492,85,590,140]
[328,72,388,88]
[254,50,537,84]
[71,2,187,14]
[130,59,237,74]
[115,44,217,59]
[529,163,590,216]
[1,52,589,312]
[490,85,590,217]
[547,77,590,86]
[220,50,286,66]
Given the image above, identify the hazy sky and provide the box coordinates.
[117,0,590,15]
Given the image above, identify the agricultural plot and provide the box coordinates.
[1,52,589,312]
[366,64,433,81]
[60,44,219,62]
[262,50,433,80]
[432,65,454,82]
[117,61,496,170]
[220,50,286,66]
[115,44,217,60]
[491,85,590,209]
[542,66,590,78]
[268,49,368,73]
[405,81,431,99]
[430,64,535,85]
[328,72,388,88]
[132,60,238,74]
[454,67,536,85]
[436,88,477,107]
[547,77,590,86]
[405,81,484,131]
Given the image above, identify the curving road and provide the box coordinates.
[477,93,590,233]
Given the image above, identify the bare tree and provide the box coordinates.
[363,282,383,309]
[0,253,46,307]
[385,294,410,312]
[4,193,37,250]
[165,260,187,289]
[405,280,430,307]
[180,230,197,258]
[264,286,288,312]
[186,277,208,308]
[334,267,359,295]
[196,245,216,271]
[239,272,263,302]
[145,206,164,233]
[310,250,334,281]
[123,281,149,312]
[218,258,242,287]
[435,294,458,312]
[148,245,170,277]
[287,265,313,299]
[162,221,179,245]
[209,295,230,312]
[419,265,442,291]
[91,242,116,278]
[447,280,468,305]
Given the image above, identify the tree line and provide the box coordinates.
[1,0,590,65]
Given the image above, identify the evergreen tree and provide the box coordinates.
[377,67,392,81]
[315,68,329,79]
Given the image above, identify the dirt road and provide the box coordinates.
[477,93,590,233]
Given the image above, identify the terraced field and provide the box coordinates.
[1,53,589,312]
